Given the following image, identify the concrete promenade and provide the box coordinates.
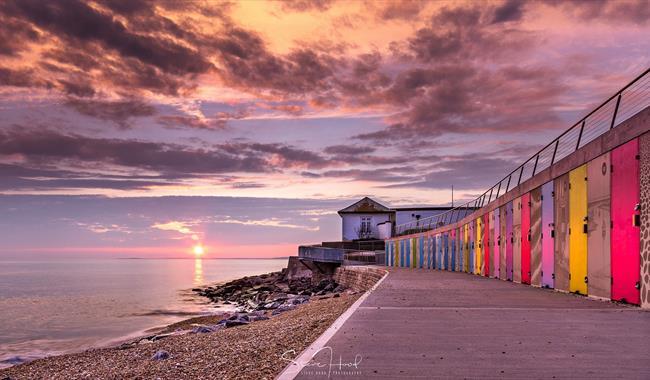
[295,268,650,379]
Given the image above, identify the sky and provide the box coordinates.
[0,0,649,258]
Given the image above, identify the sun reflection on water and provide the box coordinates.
[194,257,203,286]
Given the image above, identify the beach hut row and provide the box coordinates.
[386,137,645,306]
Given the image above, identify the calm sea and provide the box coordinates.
[0,257,287,368]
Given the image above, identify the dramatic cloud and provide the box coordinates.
[0,0,647,202]
[0,128,337,192]
[65,99,156,128]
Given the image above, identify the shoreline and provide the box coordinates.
[0,270,359,379]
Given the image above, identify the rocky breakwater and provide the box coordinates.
[116,272,350,351]
[193,271,349,317]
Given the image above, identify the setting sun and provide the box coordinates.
[193,245,205,257]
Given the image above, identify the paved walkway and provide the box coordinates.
[295,268,650,379]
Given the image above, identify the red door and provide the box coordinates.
[521,193,531,284]
[611,138,640,305]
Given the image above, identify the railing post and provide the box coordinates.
[517,165,524,186]
[531,154,539,177]
[610,93,622,129]
[495,181,501,200]
[550,139,559,165]
[575,120,585,150]
[505,174,512,193]
[487,187,494,204]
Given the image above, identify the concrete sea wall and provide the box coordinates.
[333,266,386,292]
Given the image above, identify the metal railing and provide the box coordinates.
[395,68,650,237]
[298,245,359,263]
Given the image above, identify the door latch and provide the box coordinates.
[584,276,588,284]
[635,282,640,290]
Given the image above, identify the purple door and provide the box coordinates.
[530,187,542,286]
[506,201,514,281]
[541,181,554,288]
[611,138,641,305]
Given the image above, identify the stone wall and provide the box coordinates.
[333,266,387,292]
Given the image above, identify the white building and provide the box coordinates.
[338,197,393,241]
[338,197,456,241]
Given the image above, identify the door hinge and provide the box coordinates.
[584,276,588,284]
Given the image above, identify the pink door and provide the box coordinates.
[611,138,640,305]
[506,201,514,281]
[493,210,500,278]
[521,192,531,284]
[483,213,489,276]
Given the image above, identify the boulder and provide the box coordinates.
[151,333,173,341]
[224,319,250,328]
[151,350,170,360]
[271,304,296,315]
[192,325,219,334]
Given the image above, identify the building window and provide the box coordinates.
[359,217,372,238]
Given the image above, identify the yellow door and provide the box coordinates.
[411,238,416,268]
[476,217,482,275]
[569,164,588,295]
[396,239,401,267]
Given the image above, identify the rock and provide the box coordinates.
[291,297,309,305]
[333,293,340,298]
[249,315,270,322]
[271,304,296,315]
[192,325,218,334]
[151,333,173,341]
[224,319,250,328]
[117,342,136,350]
[263,301,281,309]
[151,350,170,360]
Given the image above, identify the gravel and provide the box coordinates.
[0,293,360,380]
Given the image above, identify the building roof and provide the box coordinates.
[338,197,473,216]
[393,206,455,211]
[338,197,392,215]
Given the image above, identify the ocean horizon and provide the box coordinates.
[0,257,287,368]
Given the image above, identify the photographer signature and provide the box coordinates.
[282,346,362,378]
